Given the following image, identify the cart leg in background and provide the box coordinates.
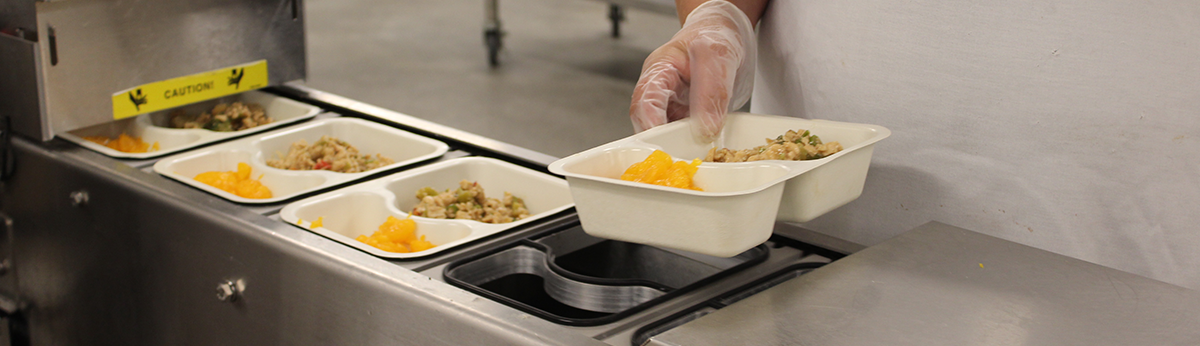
[484,0,503,67]
[608,4,625,38]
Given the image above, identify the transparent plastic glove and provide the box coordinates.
[629,0,757,142]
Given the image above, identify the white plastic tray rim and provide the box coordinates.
[59,90,321,159]
[548,113,891,197]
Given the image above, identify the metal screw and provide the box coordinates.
[69,190,89,207]
[215,279,243,303]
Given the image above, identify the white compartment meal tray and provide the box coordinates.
[279,157,575,259]
[60,90,321,159]
[153,117,449,204]
[547,113,890,257]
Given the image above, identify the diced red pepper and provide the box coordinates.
[313,160,331,170]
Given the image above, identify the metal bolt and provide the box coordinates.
[69,190,89,207]
[216,280,241,302]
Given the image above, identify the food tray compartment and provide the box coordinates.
[278,157,575,259]
[154,117,449,204]
[443,224,769,326]
[548,113,889,257]
[60,90,321,159]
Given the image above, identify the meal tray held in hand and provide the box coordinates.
[547,113,890,257]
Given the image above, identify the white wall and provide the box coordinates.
[752,0,1200,288]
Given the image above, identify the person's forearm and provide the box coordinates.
[675,0,769,26]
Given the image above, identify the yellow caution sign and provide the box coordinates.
[111,60,268,120]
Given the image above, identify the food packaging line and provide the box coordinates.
[0,83,845,345]
[3,1,1200,345]
[5,86,1200,345]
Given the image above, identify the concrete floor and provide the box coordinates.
[304,0,680,158]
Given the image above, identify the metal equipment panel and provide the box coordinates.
[0,34,47,140]
[31,0,306,139]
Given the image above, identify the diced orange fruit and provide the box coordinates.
[620,150,702,191]
[380,216,417,243]
[193,162,273,199]
[82,133,159,153]
[235,162,252,180]
[353,215,436,253]
[409,235,435,252]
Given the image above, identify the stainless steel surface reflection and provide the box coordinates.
[648,222,1200,346]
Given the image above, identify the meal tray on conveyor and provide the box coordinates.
[60,90,321,159]
[280,157,575,259]
[443,223,769,326]
[154,117,449,204]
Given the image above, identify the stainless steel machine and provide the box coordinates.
[3,1,1200,345]
[1,0,306,141]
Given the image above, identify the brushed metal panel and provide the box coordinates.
[0,34,49,140]
[35,0,306,136]
[649,222,1200,345]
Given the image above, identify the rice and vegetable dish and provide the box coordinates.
[266,136,394,173]
[705,129,843,162]
[169,102,273,132]
[410,180,530,224]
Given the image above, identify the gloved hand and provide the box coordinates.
[629,0,757,142]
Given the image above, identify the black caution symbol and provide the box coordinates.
[128,89,148,111]
[228,68,245,89]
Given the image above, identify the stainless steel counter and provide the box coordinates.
[648,222,1200,346]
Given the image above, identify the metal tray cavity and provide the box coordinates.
[443,224,769,326]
